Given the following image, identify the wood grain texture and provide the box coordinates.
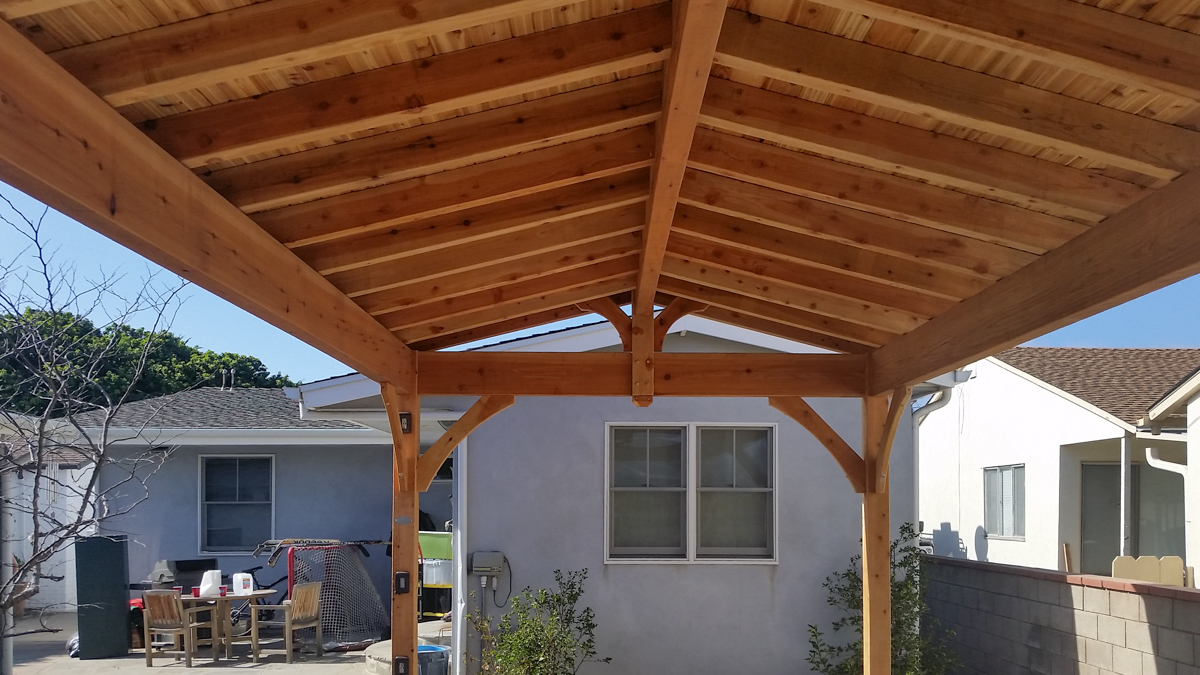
[54,0,574,106]
[416,395,515,491]
[582,297,634,350]
[868,168,1200,394]
[653,296,706,350]
[0,21,414,389]
[382,379,420,666]
[690,305,870,354]
[635,0,727,314]
[716,9,1200,180]
[699,76,1149,222]
[876,386,913,491]
[144,4,672,167]
[769,396,866,493]
[862,394,891,675]
[409,305,592,352]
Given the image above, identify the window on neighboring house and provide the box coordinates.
[984,464,1025,538]
[608,425,775,561]
[201,456,273,552]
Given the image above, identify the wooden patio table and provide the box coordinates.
[181,589,277,661]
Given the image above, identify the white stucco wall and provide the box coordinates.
[918,358,1128,571]
[12,463,90,609]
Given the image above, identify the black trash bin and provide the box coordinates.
[418,645,449,675]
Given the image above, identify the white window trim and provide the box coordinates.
[983,463,1025,541]
[603,422,779,566]
[197,454,276,556]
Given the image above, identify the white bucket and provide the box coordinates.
[423,559,453,586]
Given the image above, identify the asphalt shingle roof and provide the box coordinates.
[74,387,359,430]
[994,348,1200,425]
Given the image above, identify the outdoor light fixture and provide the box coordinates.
[397,412,412,433]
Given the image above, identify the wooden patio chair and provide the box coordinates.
[142,590,214,668]
[257,582,323,663]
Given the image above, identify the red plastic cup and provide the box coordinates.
[172,586,183,594]
[192,587,200,598]
[219,586,227,597]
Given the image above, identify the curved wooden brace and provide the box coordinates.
[874,386,913,492]
[415,394,516,491]
[769,396,866,493]
[653,297,708,350]
[580,297,633,350]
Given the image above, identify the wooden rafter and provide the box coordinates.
[415,352,867,397]
[142,5,671,167]
[698,77,1149,222]
[391,269,637,341]
[581,297,634,350]
[679,170,1037,280]
[868,167,1200,394]
[327,204,644,298]
[0,0,87,19]
[0,21,415,389]
[657,277,892,349]
[693,306,870,355]
[415,395,516,491]
[361,233,644,317]
[408,305,595,352]
[634,0,725,316]
[652,297,706,350]
[690,128,1088,255]
[768,397,866,493]
[715,9,1200,181]
[260,126,654,250]
[206,73,662,214]
[673,205,990,300]
[817,0,1200,103]
[53,0,574,105]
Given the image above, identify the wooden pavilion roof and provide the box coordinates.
[3,0,1200,398]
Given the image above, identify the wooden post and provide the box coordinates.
[382,375,420,674]
[862,394,890,675]
[631,308,654,406]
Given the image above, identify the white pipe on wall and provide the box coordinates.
[913,387,953,533]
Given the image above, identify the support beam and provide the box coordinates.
[689,128,1088,255]
[769,397,866,493]
[206,73,662,214]
[716,9,1200,180]
[868,168,1200,394]
[143,5,672,166]
[698,77,1148,222]
[862,394,891,675]
[0,21,415,389]
[632,308,654,406]
[634,0,726,315]
[261,126,654,251]
[581,297,633,351]
[415,352,867,397]
[53,0,597,105]
[415,395,515,492]
[814,0,1200,103]
[381,378,420,671]
[653,297,707,350]
[876,387,913,492]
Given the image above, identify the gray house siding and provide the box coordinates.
[98,443,396,603]
[459,395,914,674]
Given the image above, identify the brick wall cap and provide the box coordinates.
[925,554,1200,601]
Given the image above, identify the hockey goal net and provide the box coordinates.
[288,544,389,651]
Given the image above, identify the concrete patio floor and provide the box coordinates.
[13,614,364,675]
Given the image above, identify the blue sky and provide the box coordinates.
[1,183,1197,383]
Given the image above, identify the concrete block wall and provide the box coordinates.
[926,556,1200,675]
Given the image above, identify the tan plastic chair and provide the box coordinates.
[142,590,214,667]
[257,582,323,663]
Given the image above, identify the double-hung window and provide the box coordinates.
[608,424,775,561]
[984,464,1025,539]
[201,456,274,553]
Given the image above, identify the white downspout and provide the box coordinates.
[913,387,953,533]
[1146,446,1188,476]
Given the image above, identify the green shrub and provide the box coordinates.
[468,569,610,675]
[806,523,959,675]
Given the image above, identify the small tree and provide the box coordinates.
[0,195,185,643]
[807,523,959,675]
[467,569,610,675]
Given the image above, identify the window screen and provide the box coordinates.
[697,428,773,558]
[609,427,686,558]
[984,464,1025,538]
[202,457,273,552]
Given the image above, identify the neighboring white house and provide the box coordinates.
[294,315,918,675]
[1144,365,1200,569]
[919,348,1199,576]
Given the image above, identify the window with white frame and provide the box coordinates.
[608,425,775,561]
[984,464,1025,538]
[201,456,273,552]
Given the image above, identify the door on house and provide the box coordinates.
[1080,463,1186,575]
